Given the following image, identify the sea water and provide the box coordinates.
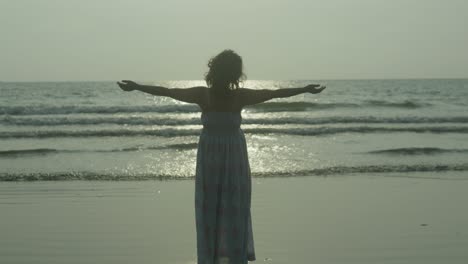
[1,79,468,181]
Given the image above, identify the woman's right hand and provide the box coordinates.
[117,80,140,91]
[305,84,326,94]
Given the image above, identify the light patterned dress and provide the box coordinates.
[195,111,256,264]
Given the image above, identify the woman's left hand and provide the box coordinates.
[305,84,326,94]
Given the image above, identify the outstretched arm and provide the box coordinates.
[238,84,326,106]
[117,80,205,104]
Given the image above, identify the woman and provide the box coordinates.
[117,49,326,264]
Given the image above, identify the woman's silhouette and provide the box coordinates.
[117,49,325,264]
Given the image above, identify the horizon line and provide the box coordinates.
[1,77,468,83]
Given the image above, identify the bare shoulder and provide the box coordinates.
[195,86,209,97]
[170,86,208,94]
[183,86,208,97]
[195,86,210,109]
[237,87,272,91]
[237,87,255,92]
[186,86,208,91]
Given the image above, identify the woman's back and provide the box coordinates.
[199,87,243,113]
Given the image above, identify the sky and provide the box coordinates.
[1,0,467,81]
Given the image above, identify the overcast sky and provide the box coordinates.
[1,0,467,81]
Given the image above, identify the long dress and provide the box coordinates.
[195,111,256,264]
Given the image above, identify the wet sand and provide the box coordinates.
[1,174,468,264]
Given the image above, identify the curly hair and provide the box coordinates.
[204,49,246,91]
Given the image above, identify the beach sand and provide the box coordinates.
[1,174,468,264]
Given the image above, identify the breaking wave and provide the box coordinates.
[1,126,468,139]
[368,147,468,155]
[0,100,430,116]
[2,115,468,126]
[0,143,199,157]
[1,163,468,181]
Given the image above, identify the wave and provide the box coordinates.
[3,115,468,126]
[368,147,468,155]
[5,146,467,159]
[0,143,199,157]
[248,102,358,111]
[0,100,430,116]
[0,148,59,156]
[0,105,200,116]
[2,163,468,181]
[2,126,468,139]
[249,100,429,111]
[122,142,198,151]
[364,100,429,109]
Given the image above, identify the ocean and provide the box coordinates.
[1,79,468,181]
